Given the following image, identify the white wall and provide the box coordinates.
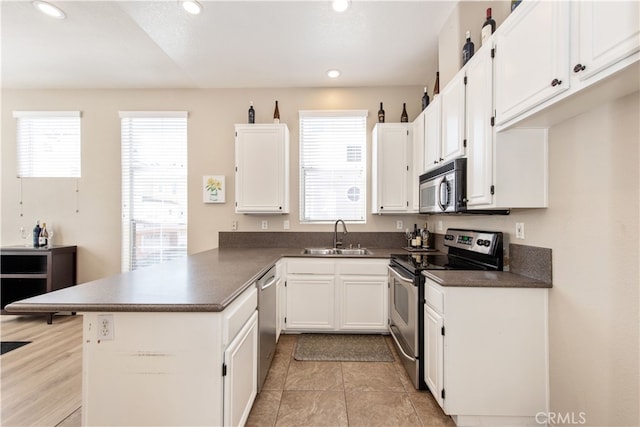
[1,86,423,282]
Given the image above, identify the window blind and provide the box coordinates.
[299,110,367,223]
[13,111,81,178]
[120,111,188,272]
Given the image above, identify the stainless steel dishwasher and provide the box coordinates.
[256,265,277,393]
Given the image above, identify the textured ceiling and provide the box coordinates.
[1,1,457,89]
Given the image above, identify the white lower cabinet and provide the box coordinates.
[283,258,388,333]
[223,311,258,427]
[423,278,549,426]
[81,286,258,427]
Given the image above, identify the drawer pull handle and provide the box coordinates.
[573,63,586,73]
[551,78,563,87]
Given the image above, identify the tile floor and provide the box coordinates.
[246,334,455,427]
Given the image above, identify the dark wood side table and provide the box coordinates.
[1,245,77,324]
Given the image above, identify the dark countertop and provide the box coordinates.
[4,247,396,314]
[423,270,552,288]
[5,246,550,314]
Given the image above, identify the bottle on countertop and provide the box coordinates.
[32,220,41,248]
[378,102,385,123]
[39,222,49,248]
[481,8,496,46]
[462,30,475,66]
[400,103,408,123]
[248,102,255,124]
[421,87,430,111]
[410,223,419,247]
[433,71,440,97]
[273,100,280,124]
[421,223,430,248]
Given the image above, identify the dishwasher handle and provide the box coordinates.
[260,276,276,290]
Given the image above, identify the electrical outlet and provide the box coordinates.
[261,220,268,230]
[283,220,290,230]
[515,222,525,239]
[231,221,238,231]
[97,314,114,341]
[396,220,403,230]
[437,220,444,231]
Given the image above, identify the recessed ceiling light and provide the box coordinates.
[181,0,203,15]
[332,0,350,13]
[327,69,341,79]
[32,1,66,19]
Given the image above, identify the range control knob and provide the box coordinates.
[444,234,454,241]
[477,239,491,247]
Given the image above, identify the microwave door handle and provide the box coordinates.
[438,177,448,211]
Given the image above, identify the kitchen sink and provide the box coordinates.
[301,247,371,256]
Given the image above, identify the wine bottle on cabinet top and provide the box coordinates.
[378,102,385,123]
[433,72,440,96]
[422,87,430,110]
[248,102,255,124]
[481,8,496,46]
[462,30,475,66]
[401,103,408,122]
[273,100,280,124]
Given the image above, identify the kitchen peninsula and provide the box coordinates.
[6,237,551,427]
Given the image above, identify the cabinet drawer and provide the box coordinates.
[425,281,444,314]
[286,260,335,275]
[223,285,257,346]
[337,260,388,276]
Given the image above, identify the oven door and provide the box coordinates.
[388,265,419,386]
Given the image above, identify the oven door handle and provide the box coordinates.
[388,265,414,284]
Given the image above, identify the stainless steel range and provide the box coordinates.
[388,228,504,389]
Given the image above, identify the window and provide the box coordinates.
[14,111,81,177]
[120,111,188,272]
[299,110,367,223]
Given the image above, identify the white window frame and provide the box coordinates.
[120,111,188,272]
[299,110,368,224]
[13,111,81,178]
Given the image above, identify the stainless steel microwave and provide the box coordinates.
[419,158,467,213]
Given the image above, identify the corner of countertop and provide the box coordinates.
[508,243,552,285]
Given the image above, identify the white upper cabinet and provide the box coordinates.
[411,111,426,212]
[235,124,289,214]
[423,96,442,170]
[371,123,412,214]
[465,45,495,208]
[440,71,467,163]
[573,1,639,82]
[494,0,571,126]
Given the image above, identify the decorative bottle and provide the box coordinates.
[32,220,41,248]
[421,87,430,111]
[378,102,385,123]
[248,102,255,124]
[481,8,496,46]
[400,103,408,123]
[433,72,440,96]
[462,30,475,66]
[273,100,280,124]
[39,222,49,248]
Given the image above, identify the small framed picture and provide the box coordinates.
[203,175,225,203]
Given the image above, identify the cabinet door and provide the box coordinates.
[575,1,640,81]
[223,311,258,427]
[411,112,426,212]
[465,46,495,208]
[494,1,570,125]
[285,275,335,330]
[235,124,289,213]
[338,275,388,331]
[372,124,410,213]
[424,304,444,410]
[440,74,466,163]
[423,96,442,171]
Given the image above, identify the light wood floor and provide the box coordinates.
[1,314,82,427]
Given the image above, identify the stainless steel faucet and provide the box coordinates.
[333,219,348,248]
